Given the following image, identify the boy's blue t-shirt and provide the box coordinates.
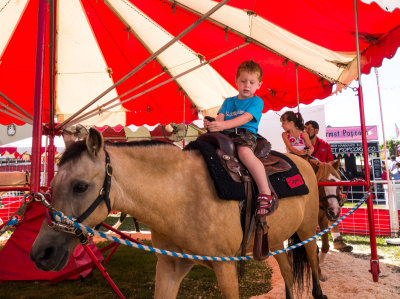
[218,95,264,134]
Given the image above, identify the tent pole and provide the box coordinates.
[375,69,399,236]
[354,0,380,282]
[57,0,232,129]
[295,65,300,113]
[0,92,33,121]
[182,94,186,148]
[0,105,32,124]
[30,0,47,193]
[46,0,57,186]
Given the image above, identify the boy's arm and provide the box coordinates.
[216,113,225,121]
[207,112,253,132]
[282,132,305,155]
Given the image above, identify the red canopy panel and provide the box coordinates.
[0,1,51,125]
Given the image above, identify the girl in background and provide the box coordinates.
[280,111,314,156]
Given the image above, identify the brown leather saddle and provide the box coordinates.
[197,132,293,266]
[198,132,292,183]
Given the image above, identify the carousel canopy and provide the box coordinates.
[0,0,399,127]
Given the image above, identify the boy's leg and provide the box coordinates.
[237,146,277,216]
[237,146,269,194]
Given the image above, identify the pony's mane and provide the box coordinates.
[58,139,174,166]
[316,163,340,181]
[58,140,87,166]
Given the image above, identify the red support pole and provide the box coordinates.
[354,0,380,281]
[30,0,48,193]
[82,244,125,299]
[357,86,380,281]
[47,135,55,186]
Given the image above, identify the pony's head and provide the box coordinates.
[309,159,344,221]
[30,128,110,271]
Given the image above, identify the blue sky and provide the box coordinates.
[318,49,400,143]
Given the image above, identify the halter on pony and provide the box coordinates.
[40,149,112,240]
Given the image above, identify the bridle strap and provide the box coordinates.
[319,194,342,206]
[76,149,112,223]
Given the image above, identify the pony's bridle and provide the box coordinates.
[41,149,113,239]
[76,149,112,223]
[319,184,346,208]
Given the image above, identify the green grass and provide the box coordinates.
[341,234,400,267]
[0,240,272,299]
[100,215,150,232]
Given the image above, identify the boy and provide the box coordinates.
[204,60,276,216]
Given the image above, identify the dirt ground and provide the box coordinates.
[252,240,400,299]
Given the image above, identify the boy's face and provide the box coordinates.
[235,71,262,99]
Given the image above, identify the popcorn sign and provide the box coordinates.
[326,126,378,142]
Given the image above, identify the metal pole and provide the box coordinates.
[296,65,300,113]
[30,0,47,193]
[375,69,399,235]
[0,91,33,120]
[354,0,380,282]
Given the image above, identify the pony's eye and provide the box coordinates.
[73,182,88,193]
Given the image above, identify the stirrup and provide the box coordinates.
[256,194,278,217]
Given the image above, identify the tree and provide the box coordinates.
[380,139,400,157]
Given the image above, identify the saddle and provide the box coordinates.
[198,132,292,183]
[197,132,293,265]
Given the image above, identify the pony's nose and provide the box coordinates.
[30,245,52,261]
[30,245,57,271]
[327,208,335,218]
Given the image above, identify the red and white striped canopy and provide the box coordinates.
[0,0,399,127]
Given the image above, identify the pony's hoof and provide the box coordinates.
[319,273,328,282]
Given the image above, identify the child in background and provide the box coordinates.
[280,111,314,156]
[204,60,277,216]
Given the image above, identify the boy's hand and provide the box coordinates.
[207,120,225,132]
[203,116,216,131]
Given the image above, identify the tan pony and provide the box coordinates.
[30,128,327,299]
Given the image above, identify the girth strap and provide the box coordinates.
[240,179,253,276]
[76,149,112,223]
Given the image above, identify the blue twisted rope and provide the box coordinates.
[52,193,368,261]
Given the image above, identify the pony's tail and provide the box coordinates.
[288,232,311,297]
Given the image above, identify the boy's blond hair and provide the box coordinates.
[236,60,263,81]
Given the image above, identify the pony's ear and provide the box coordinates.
[308,159,319,173]
[331,158,341,171]
[86,128,104,157]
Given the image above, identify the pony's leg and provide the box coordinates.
[154,254,194,299]
[302,239,327,299]
[318,214,329,281]
[211,261,239,299]
[273,253,295,299]
[151,231,194,299]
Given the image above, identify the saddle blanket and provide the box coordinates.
[185,140,309,201]
[185,139,246,201]
[267,151,309,199]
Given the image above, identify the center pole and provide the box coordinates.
[353,0,380,282]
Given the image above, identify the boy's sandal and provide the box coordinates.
[256,194,278,217]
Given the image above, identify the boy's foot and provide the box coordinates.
[333,236,353,252]
[256,193,278,216]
